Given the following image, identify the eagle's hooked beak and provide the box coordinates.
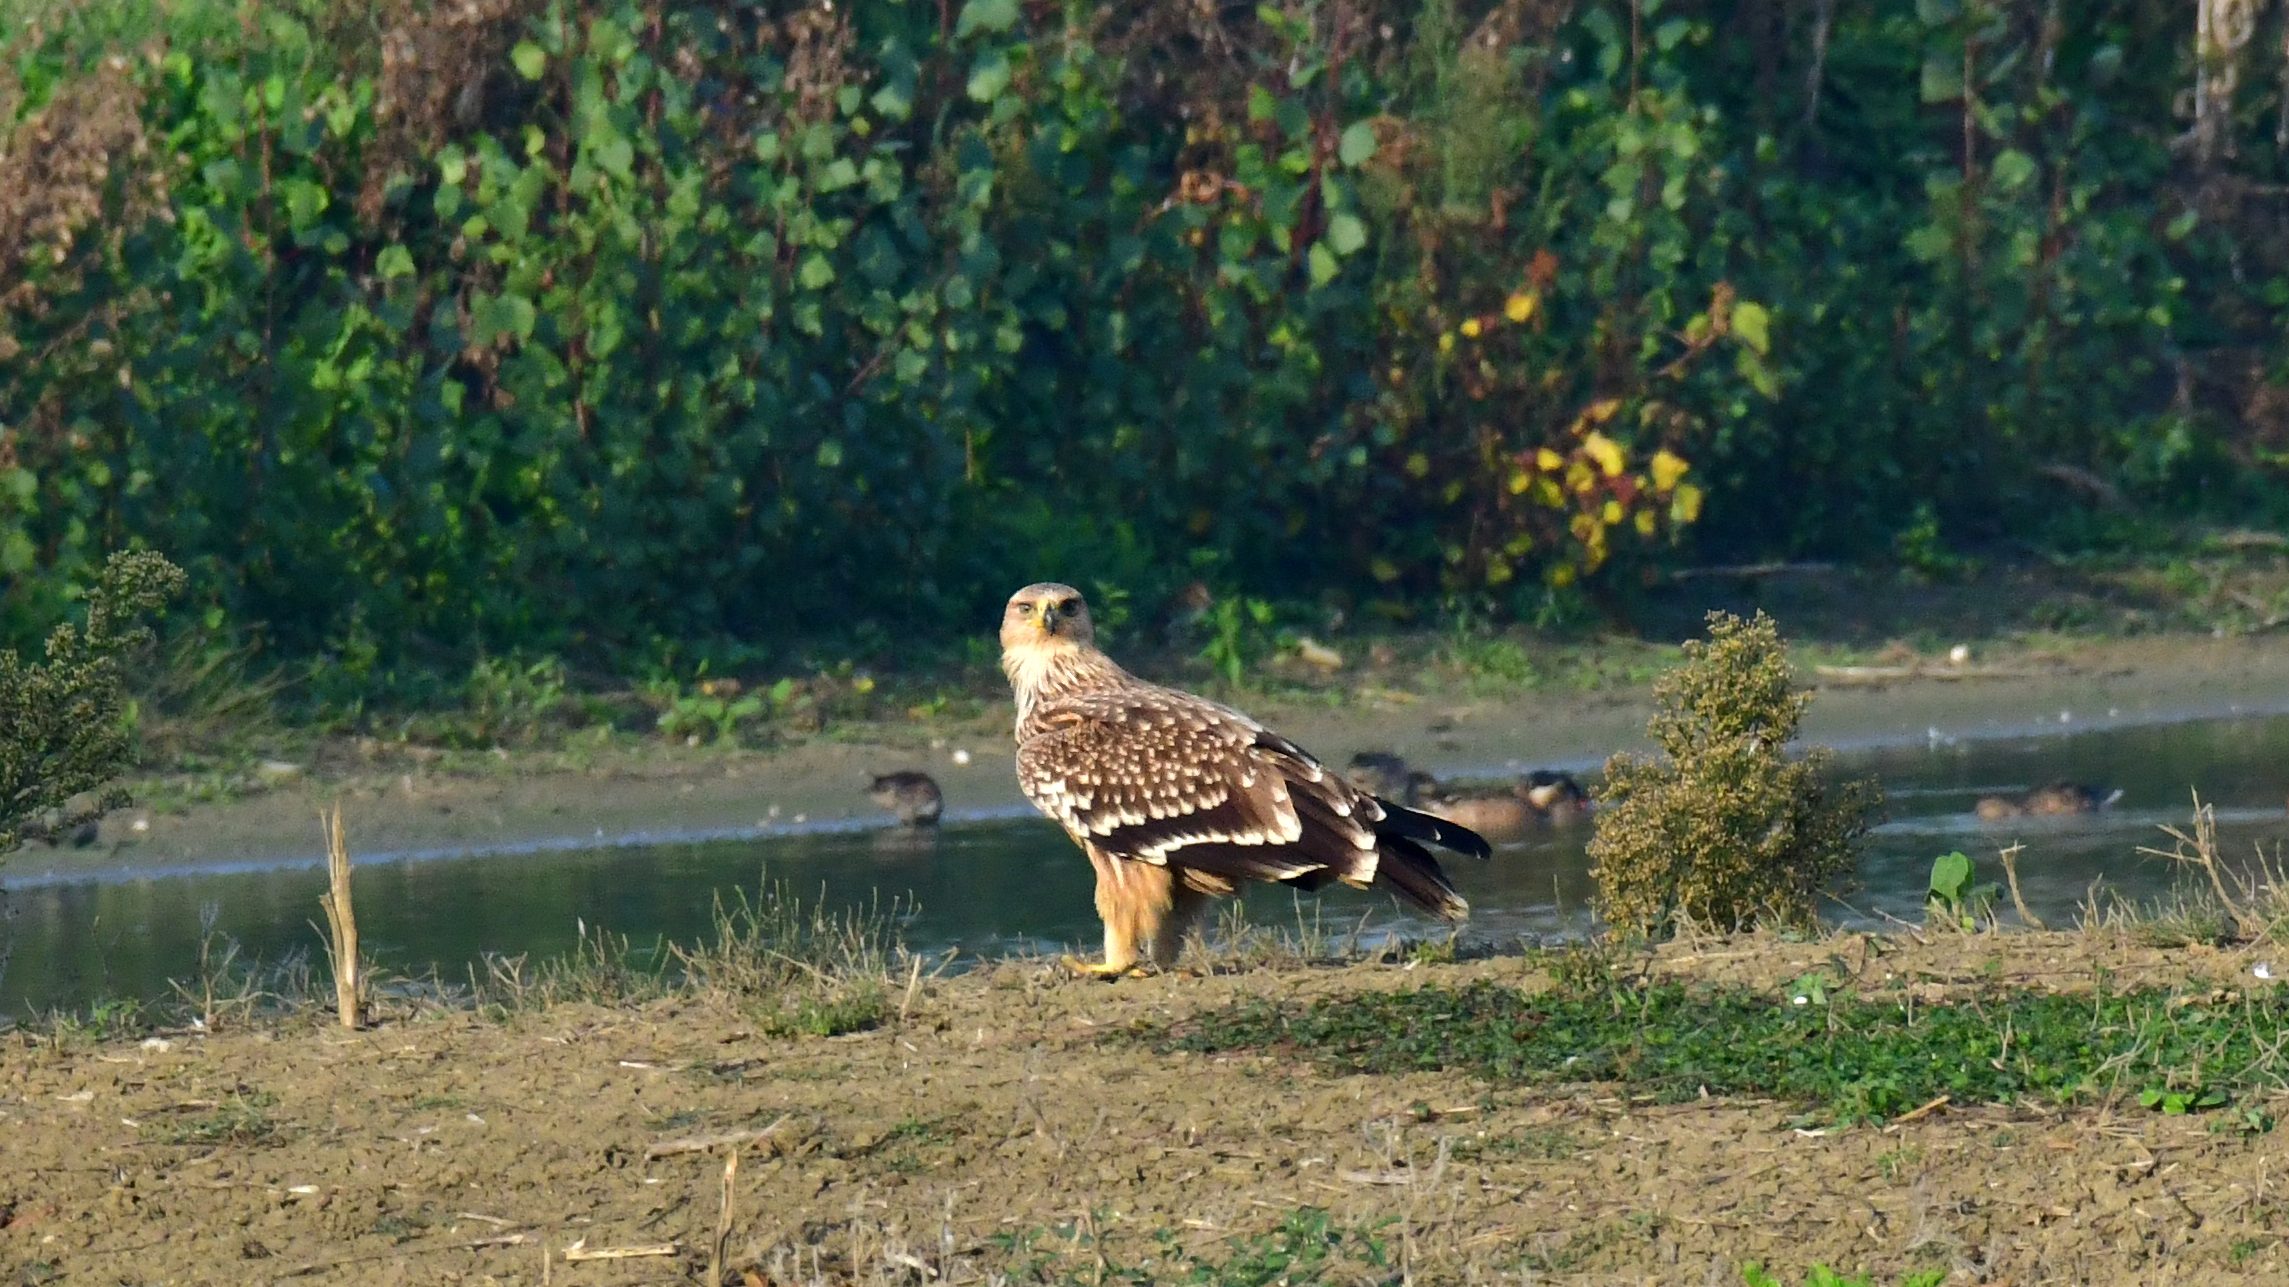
[1038,602,1061,634]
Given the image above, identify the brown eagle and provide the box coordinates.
[999,582,1490,977]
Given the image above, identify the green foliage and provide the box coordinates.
[2,3,2287,682]
[1588,611,1884,936]
[1925,851,2000,930]
[1197,596,1278,687]
[0,550,184,857]
[1159,977,2289,1126]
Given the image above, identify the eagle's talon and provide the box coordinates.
[1060,954,1148,980]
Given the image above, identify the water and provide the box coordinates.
[6,714,2289,1019]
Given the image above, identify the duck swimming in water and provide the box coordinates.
[1346,755,1594,839]
[1520,769,1593,825]
[1975,781,2122,821]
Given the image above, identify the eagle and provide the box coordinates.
[999,582,1491,977]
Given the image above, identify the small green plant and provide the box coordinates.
[461,654,572,746]
[2139,1085,2226,1116]
[646,673,774,745]
[1198,596,1278,686]
[0,551,185,858]
[1892,502,1977,583]
[1925,851,2000,931]
[1588,611,1884,937]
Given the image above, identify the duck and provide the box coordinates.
[1416,787,1538,838]
[1344,751,1416,802]
[1520,769,1593,824]
[866,771,943,826]
[1975,781,2122,821]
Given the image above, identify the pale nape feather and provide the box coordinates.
[999,582,1488,973]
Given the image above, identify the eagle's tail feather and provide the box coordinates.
[1374,799,1494,861]
[1373,835,1471,922]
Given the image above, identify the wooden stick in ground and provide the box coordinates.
[318,804,362,1029]
[563,1242,678,1262]
[1997,843,2046,931]
[645,1115,789,1161]
[708,1148,740,1287]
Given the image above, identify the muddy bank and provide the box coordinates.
[16,632,2289,885]
[3,932,2283,1285]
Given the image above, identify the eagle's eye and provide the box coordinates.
[1015,602,1034,615]
[1058,597,1080,614]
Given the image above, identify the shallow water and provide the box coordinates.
[6,714,2289,1019]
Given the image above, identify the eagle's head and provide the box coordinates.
[1000,582,1095,654]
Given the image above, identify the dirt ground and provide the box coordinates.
[6,932,2287,1286]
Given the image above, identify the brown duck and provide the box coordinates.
[1975,781,2122,821]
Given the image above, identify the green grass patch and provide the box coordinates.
[139,1090,283,1146]
[1154,979,2289,1125]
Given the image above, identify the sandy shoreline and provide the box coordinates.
[10,632,2289,887]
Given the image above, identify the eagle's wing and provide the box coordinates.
[1016,687,1482,918]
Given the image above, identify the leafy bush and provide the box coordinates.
[0,550,184,856]
[2,2,2287,685]
[1587,611,1882,936]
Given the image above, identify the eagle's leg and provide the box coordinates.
[1062,844,1171,978]
[1147,881,1217,971]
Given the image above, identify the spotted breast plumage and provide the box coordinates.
[999,582,1491,977]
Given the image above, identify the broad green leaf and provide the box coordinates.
[797,254,837,290]
[1325,212,1367,256]
[966,50,1011,103]
[1307,241,1340,286]
[511,41,546,80]
[1990,148,2037,191]
[1337,120,1377,167]
[955,0,1020,37]
[375,244,415,279]
[1731,301,1771,355]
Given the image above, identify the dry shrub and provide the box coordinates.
[1588,610,1883,938]
[0,54,159,336]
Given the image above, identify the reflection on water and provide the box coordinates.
[6,714,2289,1018]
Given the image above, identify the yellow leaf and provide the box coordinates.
[1404,452,1430,479]
[853,675,876,694]
[1634,508,1658,537]
[1534,447,1565,471]
[1531,477,1564,507]
[1650,448,1690,492]
[1582,431,1626,478]
[1460,318,1482,339]
[1601,499,1624,525]
[1438,332,1456,353]
[1672,483,1704,524]
[1370,557,1401,582]
[1504,291,1537,323]
[1570,513,1597,542]
[1507,471,1530,494]
[1565,460,1597,493]
[1486,561,1514,586]
[1583,398,1622,425]
[1548,564,1577,588]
